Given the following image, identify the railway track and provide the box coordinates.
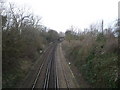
[31,42,58,89]
[22,41,75,89]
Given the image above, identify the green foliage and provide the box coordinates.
[46,29,59,42]
[65,30,76,42]
[84,51,118,88]
[2,5,57,87]
[2,25,51,87]
[96,33,106,43]
[62,29,118,88]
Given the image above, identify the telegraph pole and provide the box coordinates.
[101,20,104,35]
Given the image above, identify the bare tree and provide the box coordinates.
[4,3,41,34]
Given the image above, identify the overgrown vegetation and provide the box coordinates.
[1,2,59,88]
[62,22,119,88]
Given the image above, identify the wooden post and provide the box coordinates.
[102,20,104,35]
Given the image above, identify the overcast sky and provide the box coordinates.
[6,0,119,32]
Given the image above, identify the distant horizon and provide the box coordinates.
[6,0,119,33]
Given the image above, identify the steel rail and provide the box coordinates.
[43,46,55,89]
[54,45,59,89]
[31,43,58,89]
[43,43,58,89]
[32,44,54,89]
